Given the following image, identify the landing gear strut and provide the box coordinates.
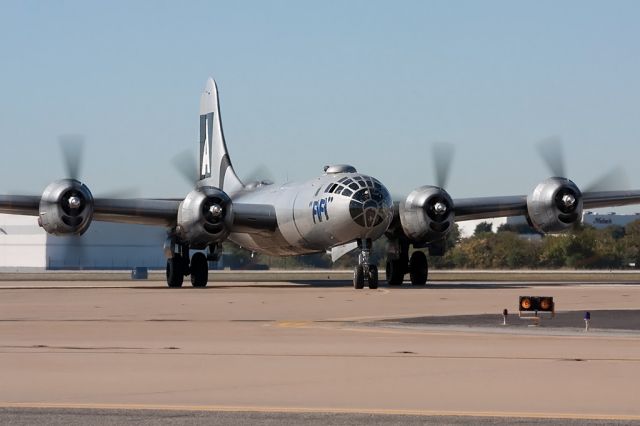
[165,240,219,288]
[353,239,378,289]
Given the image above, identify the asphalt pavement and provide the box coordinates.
[2,408,638,426]
[383,309,640,332]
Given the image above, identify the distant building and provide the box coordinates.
[457,211,640,239]
[582,211,640,229]
[0,215,47,269]
[0,214,167,271]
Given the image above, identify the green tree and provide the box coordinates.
[538,235,568,268]
[497,222,539,235]
[489,232,541,269]
[622,220,640,268]
[474,222,493,235]
[446,223,461,248]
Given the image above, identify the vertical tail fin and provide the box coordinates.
[199,78,244,193]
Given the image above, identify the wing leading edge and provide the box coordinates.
[0,195,278,233]
[453,190,640,222]
[0,196,181,227]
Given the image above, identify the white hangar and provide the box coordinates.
[0,214,167,271]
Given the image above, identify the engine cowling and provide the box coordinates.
[527,177,583,233]
[176,186,233,248]
[399,185,455,243]
[38,179,95,235]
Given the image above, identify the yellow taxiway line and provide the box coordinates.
[1,402,640,421]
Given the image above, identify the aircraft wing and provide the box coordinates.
[0,195,42,216]
[95,199,278,231]
[0,195,181,226]
[453,190,640,221]
[0,195,277,232]
[92,198,181,226]
[581,191,640,210]
[453,195,528,221]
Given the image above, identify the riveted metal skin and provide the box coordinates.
[177,186,233,249]
[228,172,393,256]
[399,186,455,243]
[527,177,583,233]
[38,179,94,236]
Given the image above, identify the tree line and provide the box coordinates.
[432,220,640,269]
[221,220,640,270]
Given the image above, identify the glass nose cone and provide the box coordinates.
[348,177,393,228]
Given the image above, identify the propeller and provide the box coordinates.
[583,167,629,193]
[63,235,88,269]
[432,142,455,189]
[59,134,85,181]
[536,137,565,178]
[59,135,139,198]
[171,149,199,186]
[56,135,141,268]
[536,137,629,192]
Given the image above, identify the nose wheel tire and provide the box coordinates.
[353,265,365,289]
[385,259,405,286]
[354,265,379,289]
[166,254,184,288]
[409,251,428,285]
[190,252,209,288]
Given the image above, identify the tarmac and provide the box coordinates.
[1,274,640,425]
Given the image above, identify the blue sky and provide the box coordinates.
[1,1,640,211]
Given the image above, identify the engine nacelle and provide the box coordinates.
[177,186,233,249]
[527,177,583,233]
[399,185,455,243]
[38,179,95,236]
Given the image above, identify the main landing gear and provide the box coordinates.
[385,240,428,286]
[353,239,378,290]
[165,242,221,288]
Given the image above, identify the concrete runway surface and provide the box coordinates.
[1,276,640,425]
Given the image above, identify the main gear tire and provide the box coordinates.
[190,252,209,288]
[166,254,185,288]
[409,251,428,285]
[385,259,405,286]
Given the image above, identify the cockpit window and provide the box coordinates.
[331,175,392,231]
[325,183,339,193]
[352,188,370,202]
[347,177,392,228]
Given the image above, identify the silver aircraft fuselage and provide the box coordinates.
[226,171,393,256]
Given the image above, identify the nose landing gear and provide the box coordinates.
[353,239,379,289]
